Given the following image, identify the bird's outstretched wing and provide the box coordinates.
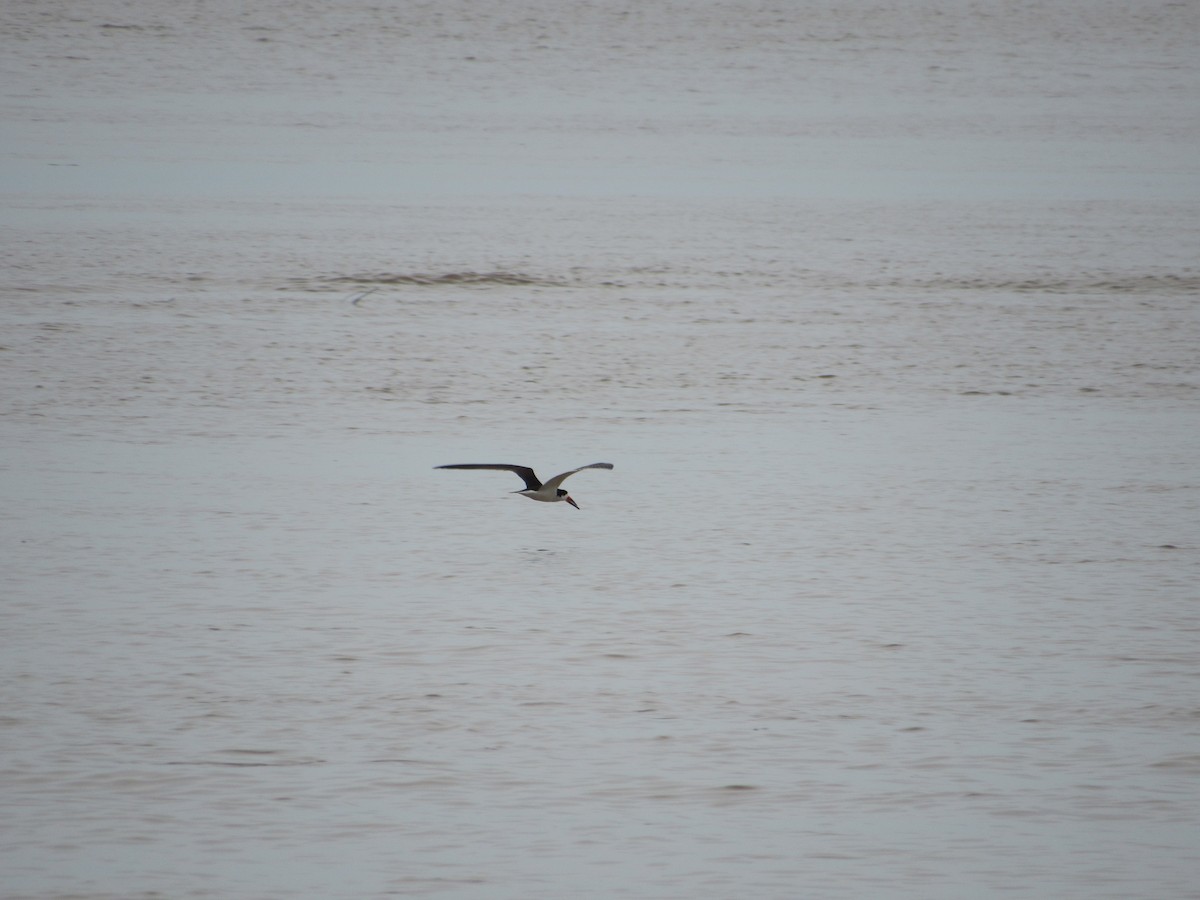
[434,463,542,491]
[541,462,615,492]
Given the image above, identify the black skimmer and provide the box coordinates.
[434,462,614,509]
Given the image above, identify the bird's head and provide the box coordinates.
[558,488,580,509]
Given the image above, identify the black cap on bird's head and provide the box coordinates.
[558,488,580,509]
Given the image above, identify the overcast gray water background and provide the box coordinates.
[3,1,1199,898]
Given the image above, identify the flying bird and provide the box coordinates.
[434,462,614,509]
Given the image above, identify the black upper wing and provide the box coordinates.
[434,463,542,491]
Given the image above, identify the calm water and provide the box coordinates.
[3,1,1199,898]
